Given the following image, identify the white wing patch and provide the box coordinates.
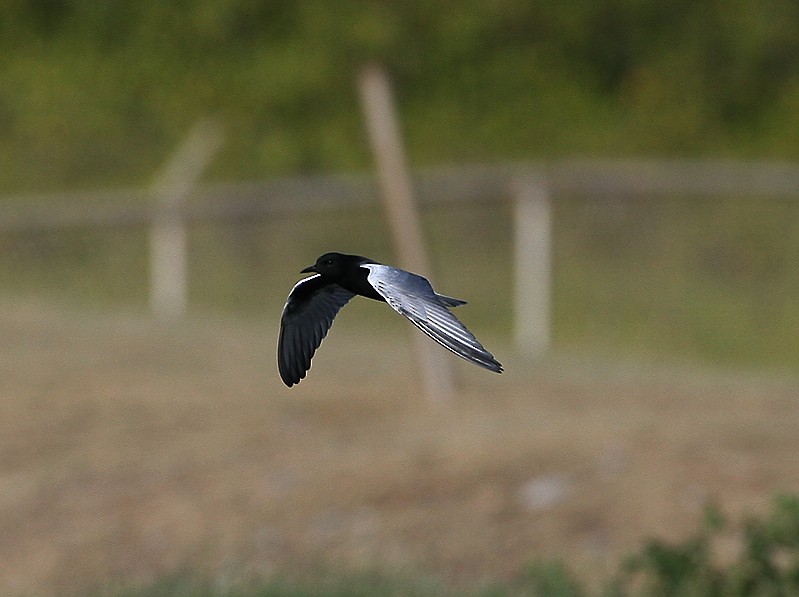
[361,264,502,373]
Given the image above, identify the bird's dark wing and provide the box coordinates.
[278,275,355,386]
[361,264,503,373]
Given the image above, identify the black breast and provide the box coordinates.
[337,264,385,301]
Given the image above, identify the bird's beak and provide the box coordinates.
[300,265,317,274]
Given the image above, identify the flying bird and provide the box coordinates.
[278,252,503,386]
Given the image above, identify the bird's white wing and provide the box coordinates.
[361,264,503,373]
[278,275,355,386]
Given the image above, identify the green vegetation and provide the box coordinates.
[612,495,799,596]
[3,2,799,191]
[102,495,799,596]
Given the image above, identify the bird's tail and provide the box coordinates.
[435,293,467,308]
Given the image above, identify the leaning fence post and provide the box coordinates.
[149,119,224,321]
[358,64,455,406]
[513,176,552,356]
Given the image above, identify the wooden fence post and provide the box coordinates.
[358,64,455,405]
[513,176,552,356]
[150,119,224,321]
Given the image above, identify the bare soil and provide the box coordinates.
[1,301,798,595]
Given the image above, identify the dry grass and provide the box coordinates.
[1,300,798,596]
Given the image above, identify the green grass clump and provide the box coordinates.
[613,495,799,597]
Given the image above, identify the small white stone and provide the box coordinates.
[517,474,572,511]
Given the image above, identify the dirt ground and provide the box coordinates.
[1,301,798,596]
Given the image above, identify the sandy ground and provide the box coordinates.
[1,301,798,595]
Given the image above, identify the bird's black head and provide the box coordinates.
[301,252,368,278]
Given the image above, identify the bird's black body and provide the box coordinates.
[278,252,503,386]
[301,253,383,301]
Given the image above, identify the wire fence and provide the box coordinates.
[3,156,799,362]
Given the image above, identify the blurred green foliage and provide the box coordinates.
[3,1,799,191]
[614,496,799,597]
